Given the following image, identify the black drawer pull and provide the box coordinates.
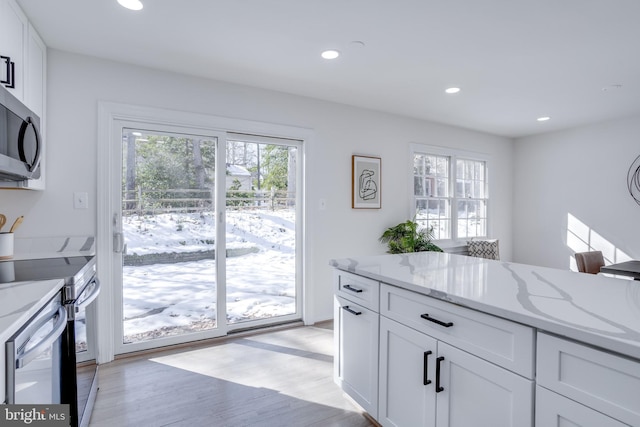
[435,356,445,392]
[343,306,362,316]
[343,284,363,293]
[420,313,454,328]
[423,350,432,385]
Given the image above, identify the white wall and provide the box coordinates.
[0,49,514,322]
[513,116,640,269]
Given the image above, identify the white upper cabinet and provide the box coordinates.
[0,0,28,102]
[0,0,47,190]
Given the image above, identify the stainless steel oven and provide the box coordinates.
[5,290,67,404]
[62,269,100,427]
[2,256,99,427]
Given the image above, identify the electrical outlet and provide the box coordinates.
[74,192,89,209]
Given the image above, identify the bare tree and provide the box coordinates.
[287,147,296,206]
[125,131,137,211]
[192,138,206,189]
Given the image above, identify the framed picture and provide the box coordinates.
[352,155,381,209]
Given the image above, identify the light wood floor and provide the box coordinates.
[89,322,374,427]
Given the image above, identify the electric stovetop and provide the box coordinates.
[0,256,95,287]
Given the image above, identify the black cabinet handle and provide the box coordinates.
[420,313,454,328]
[1,56,15,89]
[435,356,445,392]
[343,284,363,293]
[423,350,432,385]
[343,306,362,316]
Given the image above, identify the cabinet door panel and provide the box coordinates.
[536,386,627,427]
[25,23,45,118]
[537,333,640,426]
[379,316,437,427]
[0,0,27,100]
[436,342,533,427]
[334,296,378,417]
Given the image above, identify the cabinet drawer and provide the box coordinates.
[380,283,534,378]
[535,386,627,427]
[334,270,379,311]
[537,333,640,426]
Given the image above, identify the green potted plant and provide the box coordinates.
[379,218,443,254]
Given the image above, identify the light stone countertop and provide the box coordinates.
[0,236,95,343]
[330,252,640,360]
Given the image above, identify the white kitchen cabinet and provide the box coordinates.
[0,0,47,190]
[535,386,627,427]
[334,294,379,418]
[435,341,533,427]
[379,316,437,427]
[0,0,28,102]
[18,22,47,190]
[334,269,379,310]
[379,316,533,427]
[24,22,46,119]
[537,332,640,426]
[380,283,535,378]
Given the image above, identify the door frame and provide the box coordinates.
[97,102,312,364]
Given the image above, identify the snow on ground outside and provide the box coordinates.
[115,209,296,342]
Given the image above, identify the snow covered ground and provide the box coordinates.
[120,208,297,343]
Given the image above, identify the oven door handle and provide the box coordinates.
[76,277,101,312]
[16,306,67,369]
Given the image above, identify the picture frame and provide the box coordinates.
[352,155,381,209]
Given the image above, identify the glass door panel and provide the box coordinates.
[225,138,300,327]
[120,129,219,346]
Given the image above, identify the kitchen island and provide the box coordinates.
[331,252,640,427]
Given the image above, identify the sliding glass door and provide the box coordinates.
[113,123,301,354]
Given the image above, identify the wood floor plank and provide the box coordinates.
[89,323,374,427]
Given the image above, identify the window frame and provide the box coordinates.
[409,143,491,246]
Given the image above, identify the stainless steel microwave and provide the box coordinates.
[0,84,42,182]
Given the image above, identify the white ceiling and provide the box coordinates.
[16,0,640,138]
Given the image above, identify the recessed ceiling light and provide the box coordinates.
[117,0,143,11]
[537,116,551,122]
[445,87,461,94]
[321,50,340,60]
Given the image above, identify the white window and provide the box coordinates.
[411,144,489,242]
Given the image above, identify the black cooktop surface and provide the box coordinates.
[0,256,95,284]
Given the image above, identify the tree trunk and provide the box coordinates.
[125,132,136,211]
[287,147,296,206]
[192,138,206,189]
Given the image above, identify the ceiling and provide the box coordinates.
[16,0,640,138]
